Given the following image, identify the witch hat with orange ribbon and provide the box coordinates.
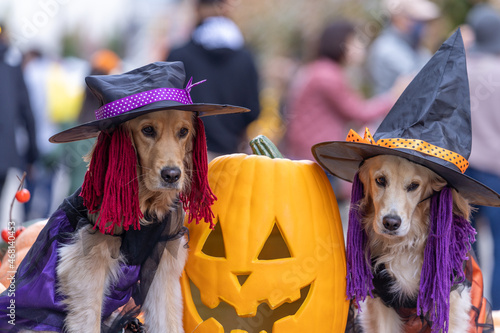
[312,29,500,207]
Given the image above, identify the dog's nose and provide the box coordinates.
[161,167,181,184]
[383,215,401,231]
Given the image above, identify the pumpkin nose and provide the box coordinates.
[161,167,181,184]
[234,273,251,287]
[383,215,401,231]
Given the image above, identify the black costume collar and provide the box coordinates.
[61,188,187,266]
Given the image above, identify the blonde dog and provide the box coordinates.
[355,155,472,333]
[312,29,496,333]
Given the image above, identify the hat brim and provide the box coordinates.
[49,101,249,143]
[312,141,500,207]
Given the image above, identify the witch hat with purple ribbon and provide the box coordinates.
[50,61,248,143]
[48,61,248,231]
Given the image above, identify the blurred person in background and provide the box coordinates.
[22,49,58,220]
[367,0,440,95]
[283,20,408,233]
[167,0,260,160]
[22,49,89,219]
[0,24,38,225]
[464,3,500,310]
[283,20,404,200]
[66,49,122,195]
[282,21,407,211]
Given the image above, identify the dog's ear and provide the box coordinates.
[355,164,373,218]
[429,173,471,220]
[357,163,370,193]
[83,136,100,165]
[451,188,471,220]
[182,114,196,191]
[357,163,370,194]
[429,173,447,193]
[121,122,138,154]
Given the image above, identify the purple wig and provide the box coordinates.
[417,186,476,333]
[346,173,373,307]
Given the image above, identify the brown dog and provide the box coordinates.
[57,110,195,332]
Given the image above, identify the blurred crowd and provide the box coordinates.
[2,0,500,309]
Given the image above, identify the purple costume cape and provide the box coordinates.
[0,189,186,332]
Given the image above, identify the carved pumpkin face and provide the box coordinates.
[181,153,349,332]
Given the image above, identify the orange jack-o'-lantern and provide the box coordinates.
[181,136,349,332]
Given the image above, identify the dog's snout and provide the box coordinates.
[383,215,401,231]
[161,167,181,184]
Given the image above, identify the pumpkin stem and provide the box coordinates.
[249,135,284,159]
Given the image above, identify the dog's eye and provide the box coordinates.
[375,176,387,187]
[179,127,189,138]
[142,126,156,137]
[407,182,420,192]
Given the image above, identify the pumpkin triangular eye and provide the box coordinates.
[257,222,292,260]
[201,219,226,258]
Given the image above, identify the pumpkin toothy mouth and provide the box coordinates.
[189,279,312,333]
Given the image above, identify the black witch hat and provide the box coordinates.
[312,29,500,207]
[49,61,248,143]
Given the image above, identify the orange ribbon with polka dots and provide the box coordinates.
[346,128,469,173]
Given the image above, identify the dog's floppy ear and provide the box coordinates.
[429,173,471,220]
[181,114,196,193]
[451,188,471,220]
[122,122,138,155]
[429,173,447,193]
[357,162,372,216]
[357,162,370,198]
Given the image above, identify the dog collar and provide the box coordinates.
[346,128,469,173]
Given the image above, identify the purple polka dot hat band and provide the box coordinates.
[48,62,249,144]
[94,77,206,120]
